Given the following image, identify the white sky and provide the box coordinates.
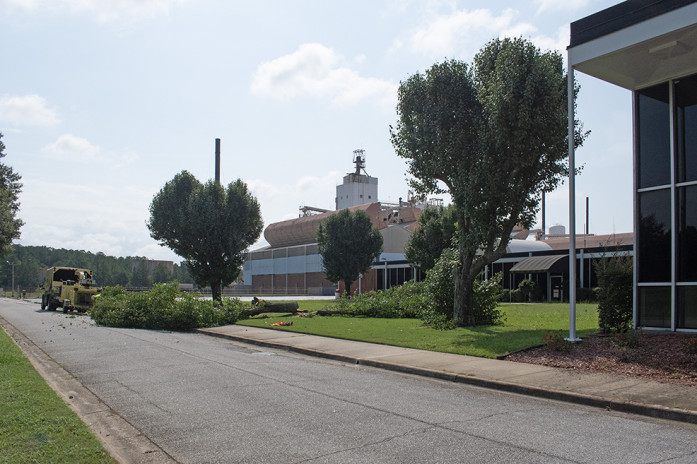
[1,0,631,263]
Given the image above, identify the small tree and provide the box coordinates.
[405,204,457,272]
[317,209,383,295]
[0,133,23,258]
[148,171,262,302]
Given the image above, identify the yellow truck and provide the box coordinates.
[40,267,101,313]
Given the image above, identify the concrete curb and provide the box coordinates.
[199,328,697,425]
[0,314,178,464]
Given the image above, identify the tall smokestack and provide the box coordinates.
[215,138,221,185]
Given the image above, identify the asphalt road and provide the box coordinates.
[2,298,696,463]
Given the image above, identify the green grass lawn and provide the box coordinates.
[237,302,600,358]
[0,327,113,464]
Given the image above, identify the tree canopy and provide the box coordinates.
[0,245,194,290]
[391,38,586,326]
[317,209,383,295]
[405,204,457,272]
[148,171,263,302]
[0,133,23,258]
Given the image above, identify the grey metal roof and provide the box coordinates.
[509,255,568,274]
[570,0,697,48]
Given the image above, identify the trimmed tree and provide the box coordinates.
[391,38,586,326]
[317,209,383,295]
[148,171,263,302]
[0,133,23,258]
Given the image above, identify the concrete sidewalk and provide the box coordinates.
[199,325,697,425]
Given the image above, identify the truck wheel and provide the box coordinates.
[48,300,57,311]
[62,302,69,313]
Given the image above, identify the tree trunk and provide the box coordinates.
[211,280,222,303]
[243,302,299,316]
[453,256,476,326]
[344,280,351,297]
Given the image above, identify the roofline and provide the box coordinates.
[570,0,697,48]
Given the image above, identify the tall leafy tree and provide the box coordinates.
[0,133,23,258]
[317,209,383,295]
[148,171,262,302]
[391,38,586,326]
[405,204,457,272]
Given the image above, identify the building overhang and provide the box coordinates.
[509,255,569,274]
[569,0,697,90]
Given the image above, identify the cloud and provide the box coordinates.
[409,7,568,58]
[2,0,185,22]
[18,178,157,259]
[42,134,100,159]
[251,43,397,106]
[533,0,591,15]
[531,25,570,55]
[0,94,60,127]
[296,170,341,194]
[410,8,519,57]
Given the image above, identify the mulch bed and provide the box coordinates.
[505,332,697,387]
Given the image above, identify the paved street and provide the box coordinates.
[2,298,697,463]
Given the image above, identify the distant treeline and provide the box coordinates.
[0,245,194,289]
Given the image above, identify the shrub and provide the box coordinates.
[330,280,427,319]
[610,326,640,349]
[542,331,570,352]
[594,255,633,333]
[500,288,524,303]
[473,274,505,325]
[518,279,542,302]
[324,248,504,329]
[90,283,245,331]
[420,248,504,328]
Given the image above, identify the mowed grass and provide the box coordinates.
[0,327,113,464]
[237,302,600,358]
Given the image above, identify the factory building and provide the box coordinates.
[243,151,429,295]
[243,150,611,298]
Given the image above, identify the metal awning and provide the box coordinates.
[509,255,568,274]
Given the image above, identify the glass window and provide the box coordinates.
[678,185,697,282]
[678,286,697,329]
[638,189,671,282]
[675,74,697,183]
[637,83,670,188]
[638,286,671,328]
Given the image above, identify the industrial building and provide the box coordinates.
[244,150,628,298]
[244,151,430,295]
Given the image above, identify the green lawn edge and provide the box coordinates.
[236,302,600,358]
[0,326,113,464]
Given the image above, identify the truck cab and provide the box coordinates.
[41,267,101,313]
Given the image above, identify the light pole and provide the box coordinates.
[5,261,15,297]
